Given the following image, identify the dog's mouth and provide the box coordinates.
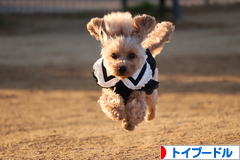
[115,72,130,80]
[117,73,125,76]
[114,66,130,79]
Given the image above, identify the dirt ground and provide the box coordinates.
[1,4,240,160]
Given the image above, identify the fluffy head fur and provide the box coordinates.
[87,12,157,79]
[101,36,145,79]
[87,12,156,43]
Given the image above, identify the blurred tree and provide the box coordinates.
[172,0,181,24]
[121,0,128,11]
[159,0,167,16]
[159,0,166,10]
[127,1,158,17]
[0,15,5,26]
[159,0,181,24]
[205,0,210,5]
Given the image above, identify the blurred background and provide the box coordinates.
[1,0,240,13]
[0,0,240,159]
[0,0,240,90]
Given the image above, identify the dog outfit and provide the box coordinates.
[93,49,159,102]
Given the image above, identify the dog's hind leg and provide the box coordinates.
[145,89,158,121]
[145,68,158,121]
[98,88,125,121]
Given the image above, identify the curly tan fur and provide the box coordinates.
[87,12,174,131]
[98,88,125,121]
[123,91,147,131]
[142,22,175,57]
[133,14,156,42]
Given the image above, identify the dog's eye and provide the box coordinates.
[129,53,136,59]
[111,53,118,59]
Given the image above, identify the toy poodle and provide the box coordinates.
[87,12,174,131]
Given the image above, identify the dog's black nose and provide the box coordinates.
[118,66,127,74]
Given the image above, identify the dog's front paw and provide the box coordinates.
[122,120,135,131]
[146,111,155,121]
[111,108,125,121]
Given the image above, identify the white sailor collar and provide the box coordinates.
[93,58,153,90]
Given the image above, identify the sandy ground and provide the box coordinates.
[0,5,240,159]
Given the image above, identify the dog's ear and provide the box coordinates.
[87,17,106,42]
[133,14,156,42]
[142,21,175,57]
